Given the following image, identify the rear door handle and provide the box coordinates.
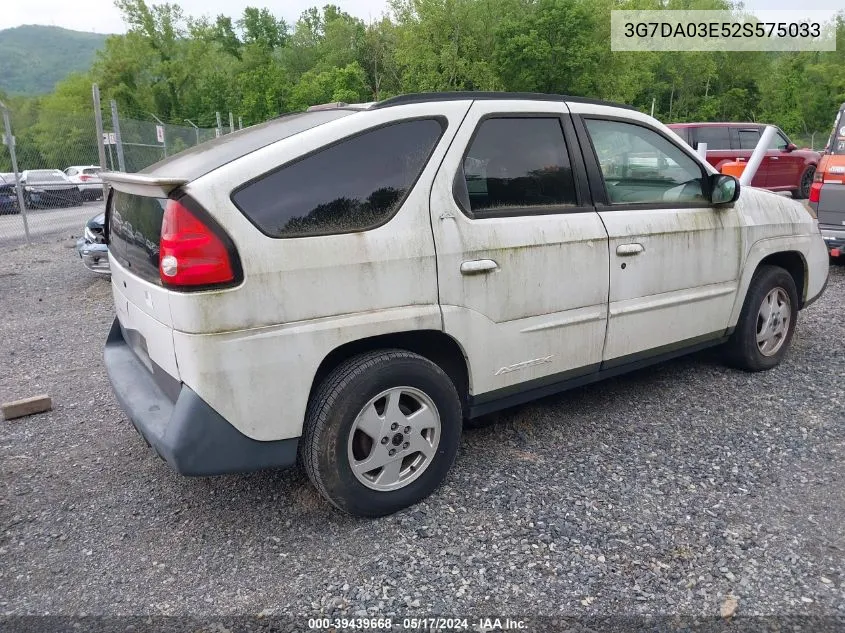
[616,243,644,256]
[460,259,499,275]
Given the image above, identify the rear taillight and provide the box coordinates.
[809,182,823,204]
[79,175,92,181]
[159,199,235,288]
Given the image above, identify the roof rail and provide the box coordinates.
[306,101,377,112]
[307,102,349,112]
[372,91,638,111]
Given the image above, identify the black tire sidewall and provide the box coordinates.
[734,267,799,371]
[797,165,815,199]
[310,355,462,517]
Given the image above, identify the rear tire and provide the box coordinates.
[724,265,798,371]
[301,350,462,517]
[794,165,815,199]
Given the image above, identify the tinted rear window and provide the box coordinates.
[108,191,166,284]
[140,110,353,181]
[738,129,761,150]
[232,118,445,238]
[693,126,731,150]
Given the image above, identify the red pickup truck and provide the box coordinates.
[666,122,820,199]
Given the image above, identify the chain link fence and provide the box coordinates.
[1,93,224,248]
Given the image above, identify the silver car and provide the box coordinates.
[76,212,110,274]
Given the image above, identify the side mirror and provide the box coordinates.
[710,174,740,205]
[785,143,797,152]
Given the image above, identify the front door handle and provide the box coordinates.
[616,243,644,256]
[460,259,499,275]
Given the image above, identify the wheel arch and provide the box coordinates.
[729,239,814,328]
[758,250,807,307]
[309,330,472,417]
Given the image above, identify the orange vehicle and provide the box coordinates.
[810,102,845,257]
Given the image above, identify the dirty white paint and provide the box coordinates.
[108,98,830,442]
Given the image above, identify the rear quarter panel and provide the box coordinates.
[168,101,472,440]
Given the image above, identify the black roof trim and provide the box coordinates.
[372,92,638,112]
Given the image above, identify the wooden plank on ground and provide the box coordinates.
[2,394,52,420]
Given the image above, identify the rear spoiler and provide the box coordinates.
[101,172,188,198]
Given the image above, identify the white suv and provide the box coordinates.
[102,93,829,517]
[64,165,104,200]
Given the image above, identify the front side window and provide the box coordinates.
[232,119,444,237]
[585,119,706,205]
[461,117,577,215]
[768,132,790,151]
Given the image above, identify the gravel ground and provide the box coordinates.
[1,239,844,624]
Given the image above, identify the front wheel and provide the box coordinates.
[301,350,462,517]
[724,265,799,371]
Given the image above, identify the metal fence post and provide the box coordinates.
[92,84,109,200]
[0,99,31,245]
[110,100,127,172]
[149,112,167,158]
[185,119,200,145]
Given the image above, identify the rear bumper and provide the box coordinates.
[104,318,299,476]
[814,182,845,252]
[820,226,845,251]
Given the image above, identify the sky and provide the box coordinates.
[2,0,842,35]
[4,0,392,34]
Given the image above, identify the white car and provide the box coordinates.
[102,93,829,517]
[64,165,104,201]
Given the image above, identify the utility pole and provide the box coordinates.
[215,111,222,137]
[238,116,243,130]
[91,85,109,197]
[110,100,126,172]
[229,112,235,134]
[185,119,200,145]
[0,98,30,244]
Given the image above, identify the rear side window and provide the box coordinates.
[737,129,761,150]
[461,117,578,215]
[693,126,731,150]
[232,119,445,238]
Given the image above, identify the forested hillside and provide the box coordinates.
[1,0,843,172]
[0,26,107,94]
